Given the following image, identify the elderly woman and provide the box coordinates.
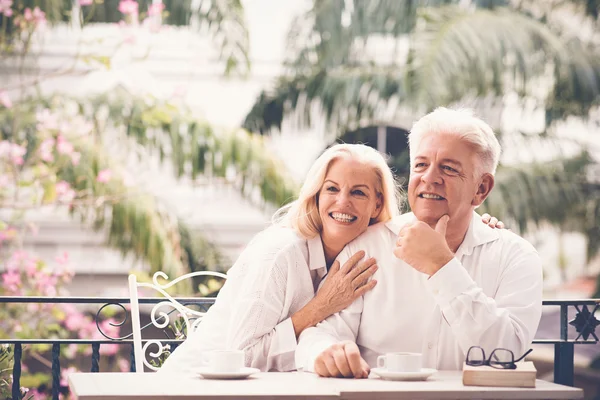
[161,143,501,373]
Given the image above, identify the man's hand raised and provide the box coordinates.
[393,215,454,276]
[314,341,370,378]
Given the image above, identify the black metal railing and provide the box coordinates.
[0,297,598,400]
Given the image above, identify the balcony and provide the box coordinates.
[0,297,598,400]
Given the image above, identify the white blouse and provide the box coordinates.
[160,225,328,373]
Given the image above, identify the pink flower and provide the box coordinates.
[36,109,59,131]
[147,2,164,16]
[2,270,21,292]
[56,135,74,155]
[24,259,38,277]
[71,152,81,166]
[0,0,13,17]
[9,143,26,165]
[78,0,93,5]
[0,91,12,108]
[118,0,138,15]
[32,7,46,26]
[39,138,55,162]
[56,181,76,202]
[23,7,32,21]
[118,358,130,372]
[60,367,78,387]
[96,169,112,183]
[55,251,69,265]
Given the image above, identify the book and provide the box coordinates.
[462,361,537,388]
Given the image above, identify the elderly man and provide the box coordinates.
[295,107,543,378]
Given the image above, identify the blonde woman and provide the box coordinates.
[161,143,501,373]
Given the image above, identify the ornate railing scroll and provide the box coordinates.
[128,271,228,372]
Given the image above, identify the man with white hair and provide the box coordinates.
[295,107,543,378]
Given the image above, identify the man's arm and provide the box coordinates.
[427,242,543,357]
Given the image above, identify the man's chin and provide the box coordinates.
[413,211,444,227]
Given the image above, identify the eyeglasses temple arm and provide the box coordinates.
[514,348,533,363]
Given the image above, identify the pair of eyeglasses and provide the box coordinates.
[466,346,533,369]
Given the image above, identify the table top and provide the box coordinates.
[68,371,584,400]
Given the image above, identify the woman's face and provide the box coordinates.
[318,157,382,252]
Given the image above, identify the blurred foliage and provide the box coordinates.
[0,0,250,76]
[0,92,298,291]
[244,0,600,136]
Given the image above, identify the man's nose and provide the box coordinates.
[421,166,442,184]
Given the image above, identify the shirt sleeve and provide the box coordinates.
[295,246,364,372]
[426,240,543,358]
[225,246,300,372]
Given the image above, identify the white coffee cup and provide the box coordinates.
[377,352,422,372]
[206,350,245,373]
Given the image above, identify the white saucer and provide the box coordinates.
[195,367,260,380]
[371,367,437,381]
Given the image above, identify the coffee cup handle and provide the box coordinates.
[377,355,386,369]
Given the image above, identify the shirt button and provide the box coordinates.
[433,289,439,295]
[428,342,434,349]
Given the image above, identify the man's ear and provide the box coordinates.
[472,173,494,207]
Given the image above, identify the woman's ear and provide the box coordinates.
[371,194,384,220]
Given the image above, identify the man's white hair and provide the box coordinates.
[408,107,502,177]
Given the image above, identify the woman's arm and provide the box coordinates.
[291,251,378,338]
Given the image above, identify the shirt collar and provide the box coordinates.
[384,211,499,257]
[455,211,500,258]
[307,234,327,271]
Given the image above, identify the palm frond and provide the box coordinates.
[480,151,592,232]
[92,92,299,209]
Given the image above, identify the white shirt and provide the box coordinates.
[160,225,328,373]
[295,212,543,372]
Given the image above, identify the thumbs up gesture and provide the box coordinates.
[393,215,454,276]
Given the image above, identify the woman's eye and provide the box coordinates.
[352,190,366,196]
[326,186,338,192]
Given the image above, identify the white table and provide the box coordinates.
[68,371,584,400]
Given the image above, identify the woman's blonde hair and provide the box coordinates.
[273,143,401,239]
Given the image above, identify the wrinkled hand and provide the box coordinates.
[481,213,506,229]
[314,340,370,378]
[393,215,454,276]
[315,251,378,317]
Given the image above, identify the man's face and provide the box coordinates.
[408,133,489,227]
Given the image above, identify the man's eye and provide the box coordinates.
[442,166,458,173]
[415,163,426,168]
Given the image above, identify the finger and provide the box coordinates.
[323,353,343,378]
[333,350,353,378]
[328,260,340,276]
[360,358,371,378]
[497,221,505,229]
[347,257,376,281]
[351,264,378,288]
[488,217,498,227]
[314,356,331,377]
[481,213,491,223]
[344,343,365,378]
[353,279,377,298]
[341,250,366,273]
[435,215,449,236]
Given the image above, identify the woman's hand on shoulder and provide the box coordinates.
[481,213,506,229]
[314,250,378,318]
